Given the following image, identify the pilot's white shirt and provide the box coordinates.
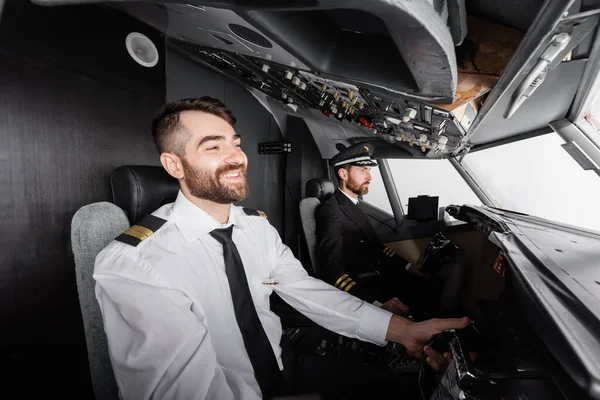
[94,190,393,400]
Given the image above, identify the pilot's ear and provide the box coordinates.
[160,152,184,180]
[338,166,348,182]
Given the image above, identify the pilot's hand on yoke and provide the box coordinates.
[379,297,410,316]
[385,315,470,359]
[423,345,452,373]
[423,345,478,374]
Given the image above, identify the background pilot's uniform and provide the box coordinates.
[315,145,443,319]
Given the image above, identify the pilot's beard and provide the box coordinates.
[182,158,249,204]
[347,176,369,196]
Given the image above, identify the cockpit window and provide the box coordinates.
[362,159,482,216]
[462,132,600,232]
[361,166,393,214]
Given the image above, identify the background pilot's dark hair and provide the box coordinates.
[151,96,237,156]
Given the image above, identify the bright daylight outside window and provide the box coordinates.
[361,166,393,214]
[362,159,482,216]
[462,133,600,232]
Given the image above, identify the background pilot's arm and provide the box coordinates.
[378,243,414,272]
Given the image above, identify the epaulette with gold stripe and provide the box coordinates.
[334,273,357,292]
[243,208,268,219]
[115,215,167,247]
[383,246,396,258]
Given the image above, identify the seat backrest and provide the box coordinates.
[299,197,322,275]
[299,178,335,276]
[111,165,179,225]
[71,201,129,400]
[72,165,179,399]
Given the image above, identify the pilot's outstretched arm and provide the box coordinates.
[268,220,392,345]
[268,220,470,353]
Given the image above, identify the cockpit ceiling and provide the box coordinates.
[44,0,597,156]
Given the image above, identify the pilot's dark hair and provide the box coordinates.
[151,97,237,156]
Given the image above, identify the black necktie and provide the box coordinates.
[356,202,379,242]
[210,226,286,399]
[356,201,367,214]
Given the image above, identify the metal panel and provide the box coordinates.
[562,141,600,169]
[455,0,576,151]
[503,9,600,119]
[468,59,586,146]
[550,118,600,175]
[468,126,554,152]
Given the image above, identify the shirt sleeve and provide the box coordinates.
[266,224,393,346]
[93,247,261,400]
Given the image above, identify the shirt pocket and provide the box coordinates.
[251,275,275,307]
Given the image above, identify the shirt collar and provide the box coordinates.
[338,188,359,205]
[171,190,242,243]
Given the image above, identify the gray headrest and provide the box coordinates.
[305,178,335,202]
[71,202,130,256]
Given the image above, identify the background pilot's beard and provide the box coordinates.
[181,158,249,204]
[347,175,369,196]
